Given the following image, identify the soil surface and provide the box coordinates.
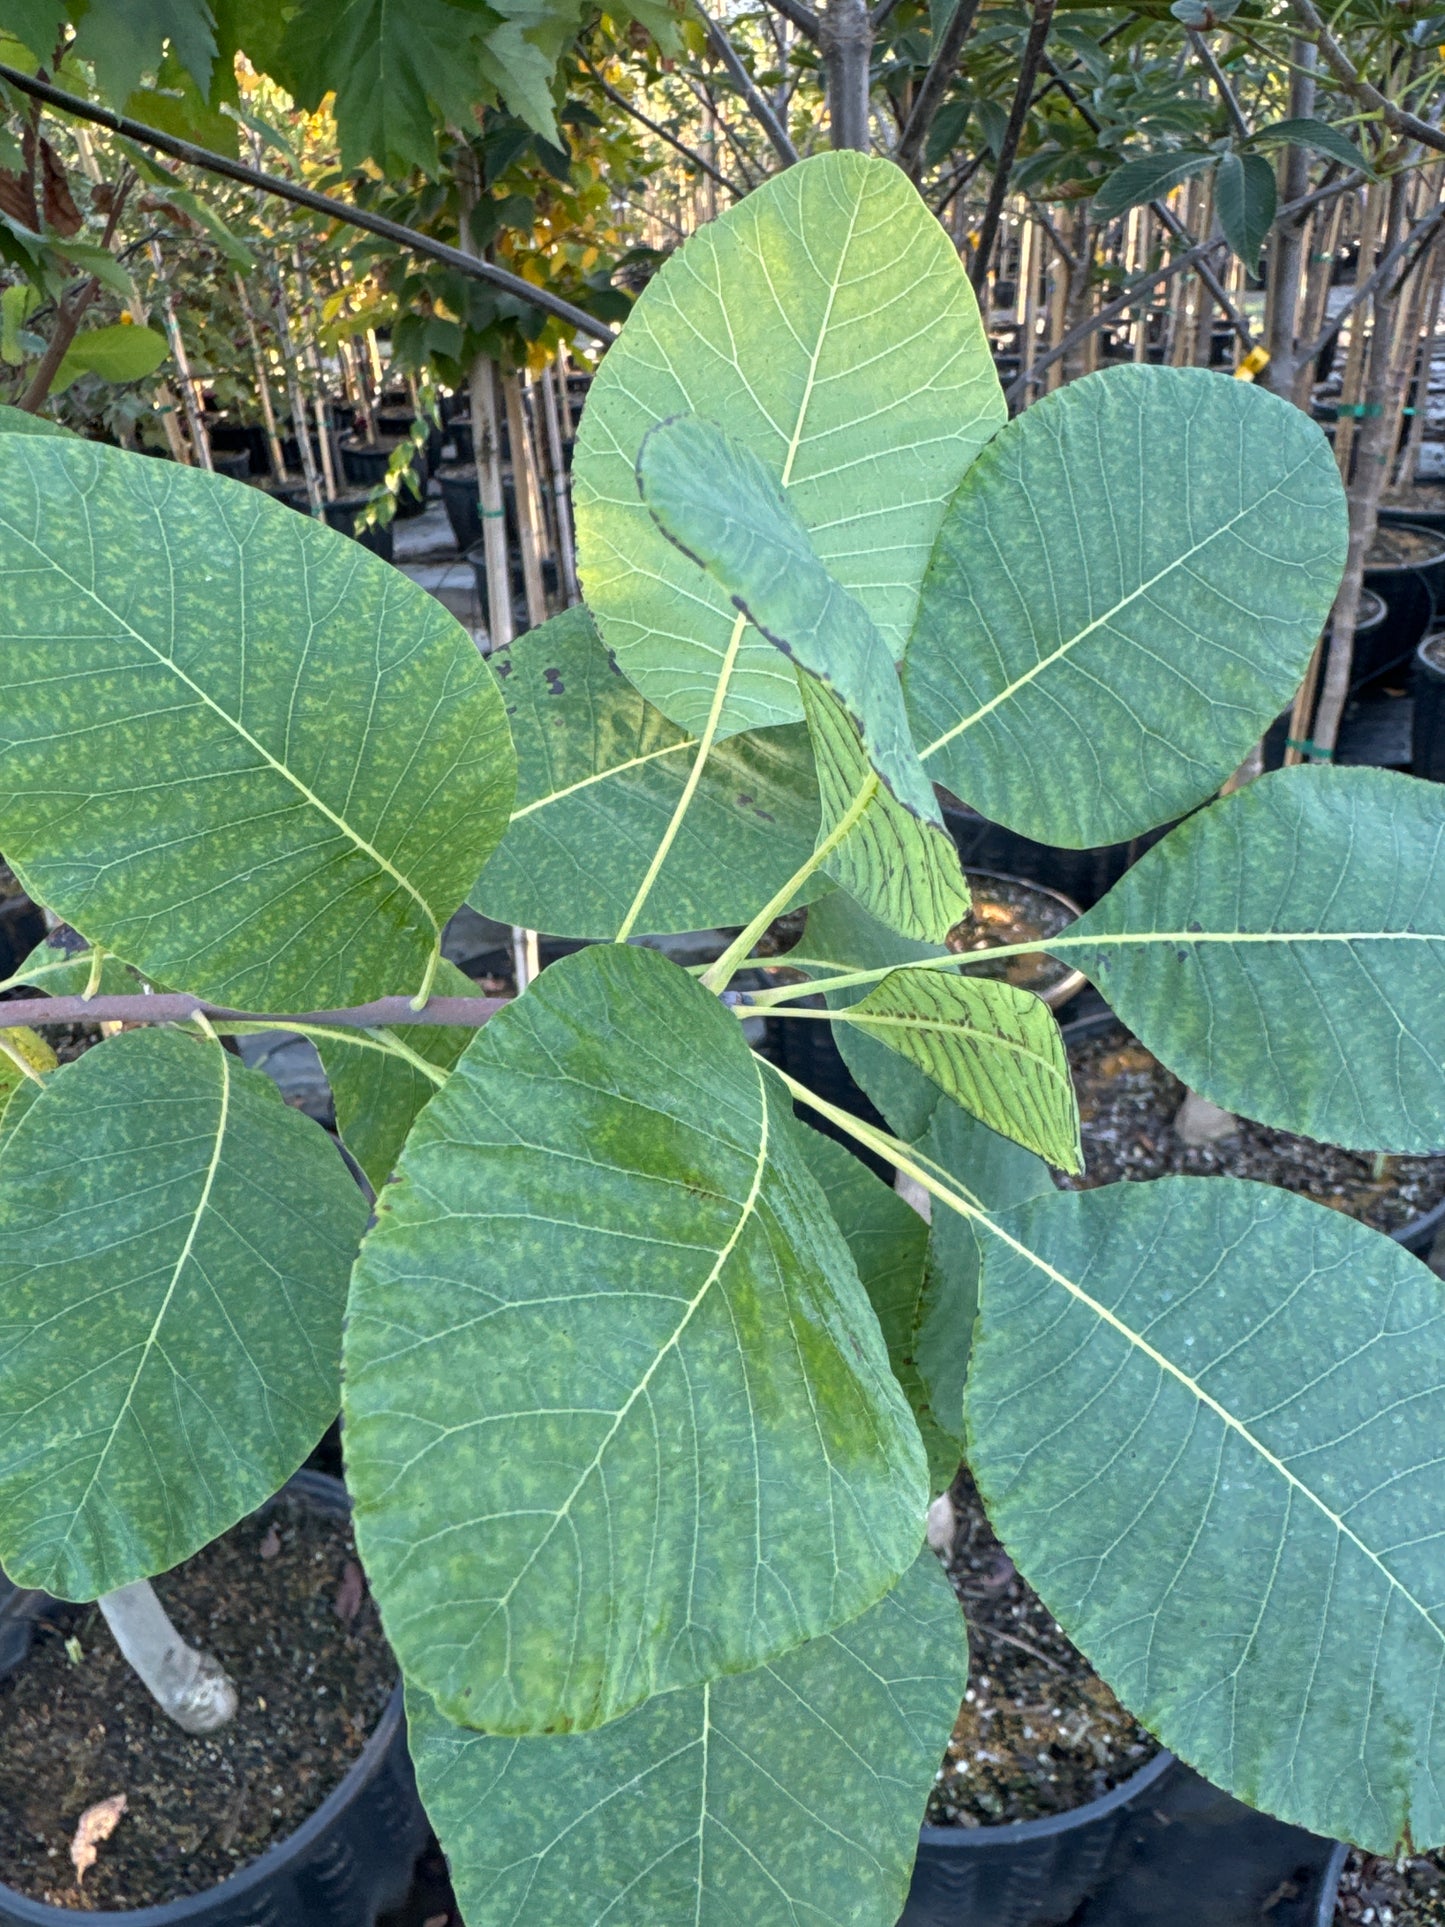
[1382,482,1445,515]
[945,874,1079,1004]
[927,1469,1158,1827]
[0,1493,395,1910]
[1368,523,1445,567]
[1063,1020,1445,1236]
[1334,1851,1445,1924]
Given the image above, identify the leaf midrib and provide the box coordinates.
[5,498,439,939]
[916,450,1317,761]
[979,1204,1445,1651]
[57,1039,232,1570]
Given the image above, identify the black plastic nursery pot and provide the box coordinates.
[1379,481,1445,535]
[1360,520,1445,684]
[321,494,394,562]
[0,1474,429,1927]
[439,466,517,553]
[253,478,312,515]
[900,1750,1344,1927]
[209,450,251,483]
[1414,630,1445,783]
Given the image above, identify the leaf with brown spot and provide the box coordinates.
[40,142,80,237]
[0,168,37,231]
[70,1793,126,1884]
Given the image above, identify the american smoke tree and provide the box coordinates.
[0,152,1443,1922]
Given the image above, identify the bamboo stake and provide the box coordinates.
[538,362,579,602]
[1313,174,1411,757]
[147,240,212,469]
[265,256,323,512]
[503,368,548,628]
[234,274,288,480]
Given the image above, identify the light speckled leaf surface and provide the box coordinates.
[316,959,487,1194]
[0,440,514,1010]
[470,607,824,937]
[639,413,940,826]
[0,1028,366,1598]
[1069,767,1445,1151]
[912,1101,1051,1451]
[574,150,1003,736]
[795,1125,956,1489]
[407,1551,965,1927]
[906,367,1346,846]
[830,969,1078,1170]
[10,933,143,998]
[344,942,927,1734]
[968,1177,1445,1853]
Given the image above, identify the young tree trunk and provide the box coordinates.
[99,1580,237,1735]
[1263,42,1317,401]
[234,273,289,481]
[1313,175,1409,756]
[538,359,579,603]
[148,242,213,471]
[470,355,513,647]
[502,369,548,629]
[821,0,872,150]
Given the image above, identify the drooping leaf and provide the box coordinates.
[1250,115,1370,175]
[0,1027,367,1598]
[276,0,533,175]
[795,1124,956,1489]
[1068,766,1445,1152]
[637,412,970,943]
[469,607,825,939]
[71,0,218,105]
[1092,149,1215,221]
[905,366,1346,847]
[639,413,941,830]
[344,942,927,1734]
[407,1551,965,1927]
[1215,150,1277,269]
[967,1176,1445,1853]
[574,150,1004,737]
[52,321,169,395]
[799,675,971,944]
[8,933,143,998]
[316,959,490,1194]
[825,969,1078,1171]
[0,438,514,1010]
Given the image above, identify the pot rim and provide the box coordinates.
[1364,518,1445,571]
[0,1472,406,1926]
[961,866,1087,1011]
[916,1740,1174,1849]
